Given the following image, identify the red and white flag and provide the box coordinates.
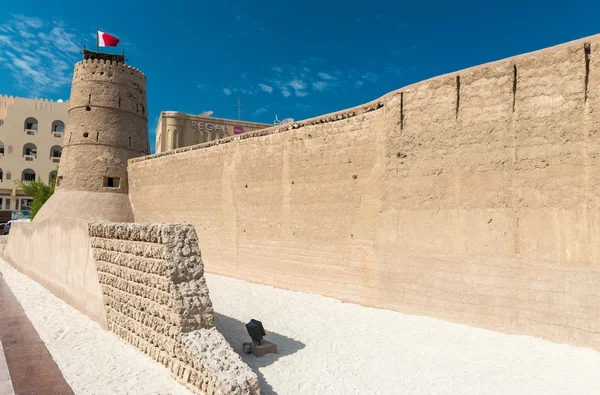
[98,31,120,47]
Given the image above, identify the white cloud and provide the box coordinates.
[272,66,282,73]
[312,81,327,91]
[258,83,273,93]
[281,88,291,98]
[23,16,44,29]
[253,107,268,116]
[0,15,84,96]
[288,79,306,91]
[288,79,308,97]
[223,88,232,95]
[355,80,364,87]
[362,72,379,83]
[317,72,334,80]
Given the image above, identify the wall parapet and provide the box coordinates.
[131,99,386,163]
[89,221,259,395]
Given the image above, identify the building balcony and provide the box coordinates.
[25,129,37,135]
[51,156,61,163]
[53,132,64,138]
[24,154,36,161]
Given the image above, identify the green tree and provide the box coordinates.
[15,172,57,219]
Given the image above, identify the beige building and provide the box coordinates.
[155,111,270,153]
[0,95,67,221]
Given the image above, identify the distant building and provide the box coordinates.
[154,111,271,154]
[0,95,67,222]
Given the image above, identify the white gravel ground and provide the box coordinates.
[2,257,600,395]
[206,274,600,395]
[0,258,193,395]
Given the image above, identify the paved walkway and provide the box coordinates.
[0,272,73,395]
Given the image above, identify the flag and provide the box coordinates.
[98,31,120,47]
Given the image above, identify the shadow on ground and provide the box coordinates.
[213,312,305,395]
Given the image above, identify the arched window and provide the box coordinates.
[24,117,38,134]
[21,168,36,182]
[22,143,37,158]
[172,130,183,149]
[0,141,4,156]
[50,145,62,159]
[7,145,12,154]
[49,170,57,184]
[0,168,3,182]
[51,120,65,135]
[6,171,11,180]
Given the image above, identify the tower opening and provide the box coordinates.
[104,177,121,189]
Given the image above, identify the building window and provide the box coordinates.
[4,198,10,210]
[172,130,183,149]
[20,198,33,211]
[0,168,3,182]
[21,169,36,182]
[7,145,12,154]
[22,143,37,160]
[103,177,120,188]
[51,120,65,136]
[0,120,4,127]
[50,145,62,162]
[24,117,38,134]
[49,171,57,184]
[6,171,11,181]
[0,141,4,156]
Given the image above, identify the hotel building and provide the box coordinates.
[155,111,271,153]
[0,95,67,222]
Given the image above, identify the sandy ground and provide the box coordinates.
[205,274,600,395]
[0,259,193,395]
[2,256,600,395]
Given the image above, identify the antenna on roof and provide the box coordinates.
[199,110,213,117]
[234,98,243,120]
[273,115,281,125]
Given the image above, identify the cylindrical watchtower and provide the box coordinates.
[35,51,149,222]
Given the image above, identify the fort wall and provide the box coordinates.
[1,219,108,327]
[1,220,259,394]
[90,221,259,395]
[128,34,600,349]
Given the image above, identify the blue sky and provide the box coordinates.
[0,0,598,152]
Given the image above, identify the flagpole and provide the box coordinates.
[96,27,99,53]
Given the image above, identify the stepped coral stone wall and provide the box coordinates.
[128,35,600,349]
[89,221,259,395]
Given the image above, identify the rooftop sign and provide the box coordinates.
[192,121,225,133]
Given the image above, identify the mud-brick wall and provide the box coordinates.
[89,221,259,395]
[128,35,600,349]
